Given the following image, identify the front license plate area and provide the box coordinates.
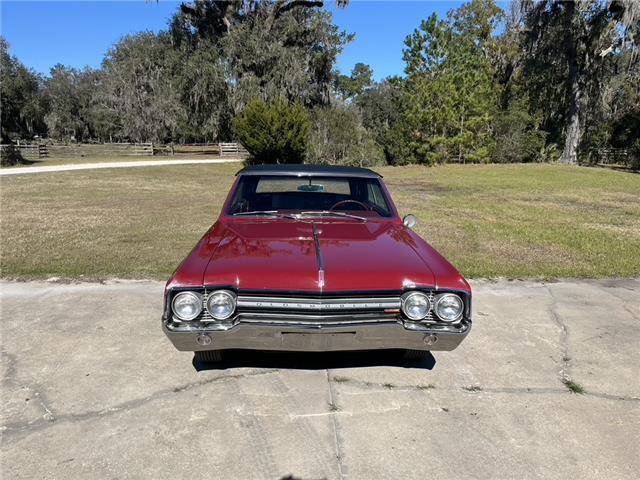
[280,331,356,350]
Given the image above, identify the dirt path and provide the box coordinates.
[0,158,243,176]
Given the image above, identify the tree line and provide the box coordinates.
[1,0,638,166]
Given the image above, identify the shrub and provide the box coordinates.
[492,107,547,163]
[539,143,561,163]
[383,122,420,166]
[307,106,385,167]
[0,145,25,167]
[233,98,310,164]
[630,140,640,171]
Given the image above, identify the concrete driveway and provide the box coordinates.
[1,279,638,479]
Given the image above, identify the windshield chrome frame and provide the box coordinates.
[222,173,400,221]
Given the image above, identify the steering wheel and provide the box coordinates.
[329,199,370,211]
[233,199,250,213]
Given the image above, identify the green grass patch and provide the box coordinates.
[1,163,639,280]
[417,384,436,390]
[462,385,483,392]
[563,379,585,394]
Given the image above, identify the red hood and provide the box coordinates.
[203,221,320,292]
[169,219,468,293]
[196,219,441,293]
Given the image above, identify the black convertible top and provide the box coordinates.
[236,164,382,178]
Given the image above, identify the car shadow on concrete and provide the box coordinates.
[192,349,436,371]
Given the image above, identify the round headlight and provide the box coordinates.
[206,290,236,320]
[401,291,431,320]
[434,293,464,322]
[172,291,203,321]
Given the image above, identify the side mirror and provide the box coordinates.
[403,214,417,229]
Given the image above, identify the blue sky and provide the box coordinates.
[1,1,496,81]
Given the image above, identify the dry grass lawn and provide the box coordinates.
[1,163,639,280]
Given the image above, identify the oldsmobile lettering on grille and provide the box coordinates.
[236,297,401,311]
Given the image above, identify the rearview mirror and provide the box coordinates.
[403,214,417,229]
[298,184,324,192]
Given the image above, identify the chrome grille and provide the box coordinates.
[198,292,214,321]
[188,291,437,323]
[425,290,435,322]
[237,295,401,311]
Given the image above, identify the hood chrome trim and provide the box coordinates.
[312,223,325,290]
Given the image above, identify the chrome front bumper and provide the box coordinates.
[163,317,471,352]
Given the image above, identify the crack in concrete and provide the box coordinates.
[1,350,18,386]
[543,283,573,388]
[327,377,640,402]
[598,287,640,321]
[1,369,278,444]
[1,351,57,423]
[622,304,640,321]
[480,386,639,401]
[228,372,335,479]
[542,284,640,399]
[326,370,347,480]
[30,388,56,423]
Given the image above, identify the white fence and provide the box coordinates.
[0,144,48,161]
[1,142,248,162]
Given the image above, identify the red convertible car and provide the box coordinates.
[163,164,471,362]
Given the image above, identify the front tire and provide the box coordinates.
[195,350,223,363]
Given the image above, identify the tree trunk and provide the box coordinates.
[561,1,581,165]
[562,95,582,165]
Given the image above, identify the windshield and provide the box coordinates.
[227,175,393,217]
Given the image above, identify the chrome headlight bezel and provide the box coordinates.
[434,293,464,323]
[171,291,203,321]
[206,290,237,320]
[401,291,432,321]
